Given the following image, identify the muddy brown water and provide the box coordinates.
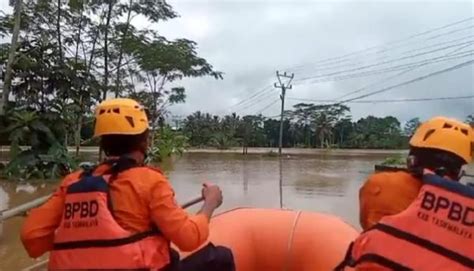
[1,151,473,270]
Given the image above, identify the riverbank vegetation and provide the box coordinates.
[181,109,473,150]
[0,0,220,179]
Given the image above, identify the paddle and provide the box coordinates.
[181,196,205,209]
[20,195,205,271]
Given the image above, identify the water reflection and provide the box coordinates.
[279,158,283,208]
[0,182,53,270]
[0,186,8,212]
[242,158,249,194]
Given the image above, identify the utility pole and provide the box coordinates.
[274,71,294,156]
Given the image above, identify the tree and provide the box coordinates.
[179,110,412,150]
[183,111,220,147]
[291,103,314,147]
[404,117,421,137]
[0,0,222,179]
[113,0,177,96]
[131,38,222,140]
[102,0,115,100]
[334,117,353,147]
[238,115,265,147]
[348,116,405,149]
[290,103,349,148]
[2,110,76,179]
[0,0,22,115]
[466,114,474,127]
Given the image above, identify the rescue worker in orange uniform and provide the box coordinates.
[336,116,474,270]
[20,98,235,271]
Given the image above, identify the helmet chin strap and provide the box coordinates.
[406,155,462,181]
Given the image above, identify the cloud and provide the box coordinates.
[1,0,472,123]
[153,0,473,123]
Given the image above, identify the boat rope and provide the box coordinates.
[283,210,302,271]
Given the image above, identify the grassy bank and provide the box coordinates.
[0,146,408,156]
[185,147,408,156]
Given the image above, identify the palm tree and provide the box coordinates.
[313,112,332,148]
[466,114,474,128]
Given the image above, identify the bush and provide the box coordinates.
[1,111,77,180]
[146,126,189,163]
[381,155,406,166]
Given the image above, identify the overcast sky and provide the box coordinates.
[1,0,473,124]
[152,0,474,124]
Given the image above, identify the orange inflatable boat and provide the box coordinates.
[180,208,358,271]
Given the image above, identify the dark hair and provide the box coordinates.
[409,147,465,179]
[100,130,149,157]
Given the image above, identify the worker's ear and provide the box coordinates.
[141,136,149,154]
[456,169,465,181]
[406,155,417,169]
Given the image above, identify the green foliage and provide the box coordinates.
[130,38,222,130]
[347,116,406,149]
[181,106,438,150]
[0,0,220,179]
[211,132,238,150]
[2,111,77,180]
[183,111,220,147]
[289,103,350,148]
[381,155,406,166]
[146,126,188,163]
[264,150,278,157]
[404,118,421,137]
[466,114,474,127]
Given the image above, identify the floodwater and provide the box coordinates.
[1,151,473,270]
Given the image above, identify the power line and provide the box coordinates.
[287,95,474,104]
[341,59,474,103]
[285,59,473,109]
[293,35,474,74]
[306,50,473,84]
[286,17,473,71]
[233,88,276,111]
[335,39,474,101]
[292,50,473,86]
[425,25,474,41]
[227,18,473,117]
[228,85,273,110]
[255,98,280,114]
[294,42,474,82]
[233,90,278,113]
[230,18,473,116]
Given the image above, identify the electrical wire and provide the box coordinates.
[335,40,474,100]
[340,59,474,103]
[255,98,280,115]
[287,95,474,104]
[292,35,474,74]
[234,90,278,113]
[295,42,474,82]
[286,17,473,71]
[226,18,474,116]
[297,50,473,85]
[228,85,273,110]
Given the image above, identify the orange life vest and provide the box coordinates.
[48,171,168,270]
[336,173,474,271]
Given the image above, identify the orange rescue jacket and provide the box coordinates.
[21,161,209,262]
[337,173,474,271]
[49,170,167,270]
